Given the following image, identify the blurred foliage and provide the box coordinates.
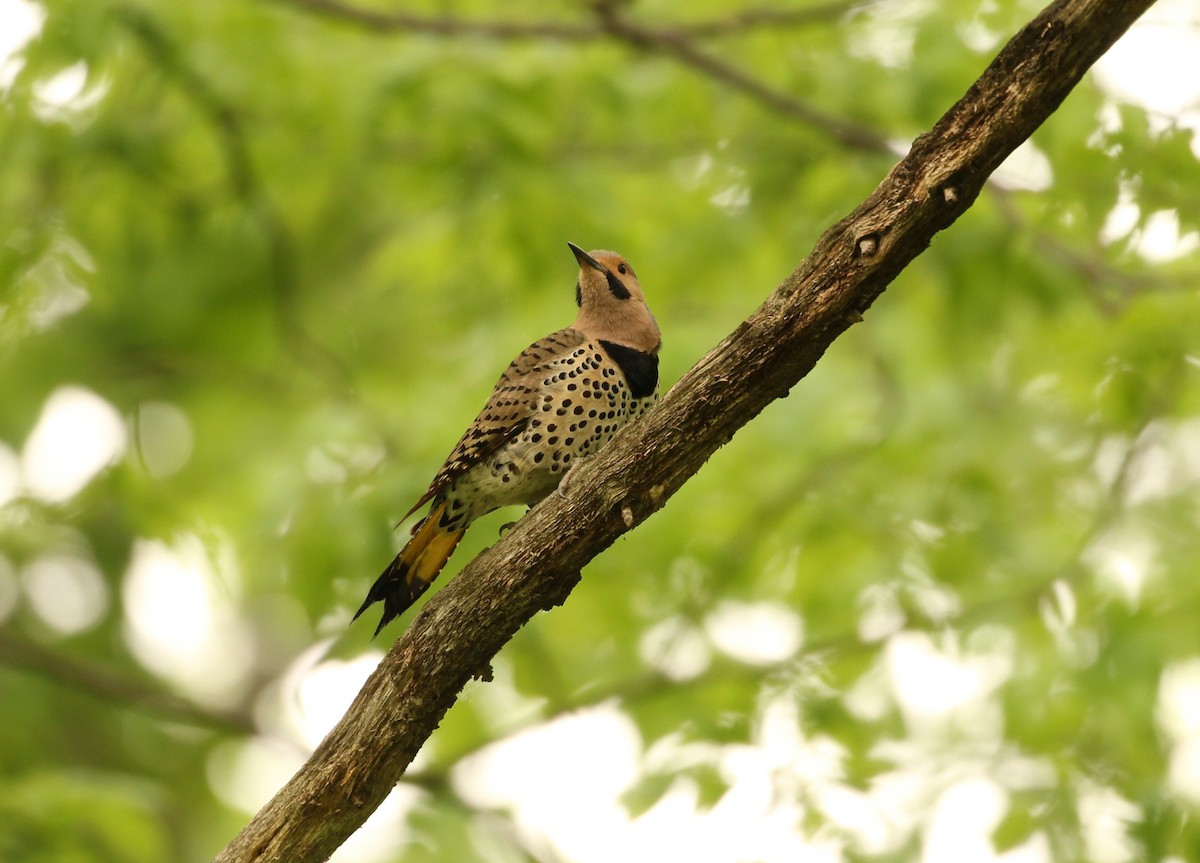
[2,0,1199,861]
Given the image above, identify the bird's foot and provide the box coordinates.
[498,507,532,536]
[557,455,591,499]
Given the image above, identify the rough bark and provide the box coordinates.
[215,0,1158,859]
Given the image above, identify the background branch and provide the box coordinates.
[0,631,255,734]
[214,1,1158,860]
[676,1,885,38]
[112,5,411,460]
[266,0,881,41]
[589,0,892,152]
[267,0,894,153]
[989,185,1195,314]
[117,6,357,392]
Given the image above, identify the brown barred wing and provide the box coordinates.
[399,327,588,521]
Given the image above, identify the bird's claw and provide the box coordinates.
[557,455,591,499]
[498,506,532,536]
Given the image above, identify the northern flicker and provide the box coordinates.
[355,243,661,636]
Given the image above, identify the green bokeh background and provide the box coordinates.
[2,0,1198,860]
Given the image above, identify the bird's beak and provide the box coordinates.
[568,242,605,272]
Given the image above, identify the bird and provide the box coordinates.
[355,242,662,636]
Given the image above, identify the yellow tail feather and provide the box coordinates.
[355,501,465,637]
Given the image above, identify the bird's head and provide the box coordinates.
[568,242,661,354]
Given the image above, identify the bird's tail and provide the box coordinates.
[354,501,465,637]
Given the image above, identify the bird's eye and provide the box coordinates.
[617,263,627,274]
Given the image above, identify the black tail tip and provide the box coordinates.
[371,608,396,640]
[352,585,402,640]
[353,560,427,638]
[350,596,394,640]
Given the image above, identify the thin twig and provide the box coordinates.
[990,186,1192,314]
[268,0,596,40]
[266,0,880,40]
[115,6,408,459]
[0,629,256,734]
[590,0,892,153]
[677,0,884,37]
[265,0,894,154]
[117,6,357,391]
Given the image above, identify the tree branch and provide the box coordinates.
[265,0,881,41]
[114,5,409,459]
[676,1,885,38]
[215,0,1158,859]
[266,0,894,154]
[990,185,1193,314]
[0,630,256,734]
[116,6,358,392]
[588,0,893,153]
